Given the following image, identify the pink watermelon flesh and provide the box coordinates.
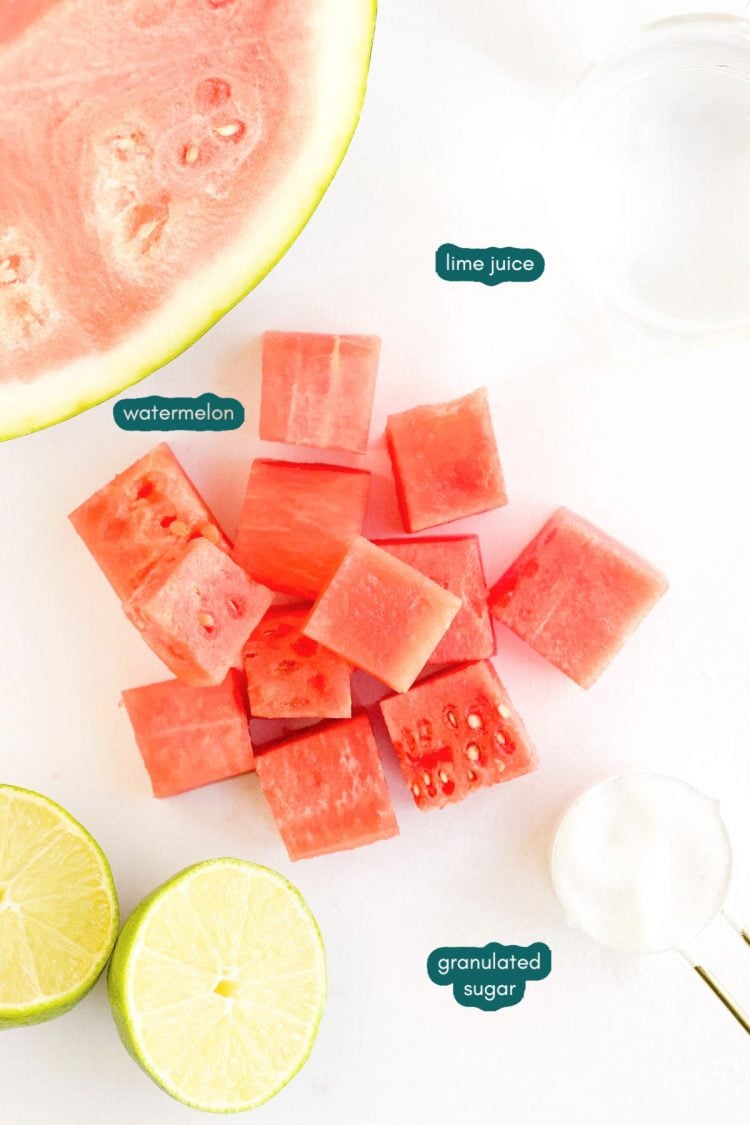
[244,604,351,719]
[375,535,495,664]
[386,387,507,532]
[303,537,461,693]
[489,507,668,688]
[123,537,273,685]
[232,459,370,599]
[379,660,537,812]
[255,713,399,860]
[260,331,381,454]
[0,0,323,383]
[69,443,229,600]
[122,669,254,798]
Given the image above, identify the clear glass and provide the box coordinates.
[550,14,750,350]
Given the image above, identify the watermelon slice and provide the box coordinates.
[375,535,495,664]
[386,388,507,532]
[489,507,668,688]
[303,537,461,692]
[255,714,398,860]
[244,605,351,719]
[232,459,370,598]
[260,331,381,453]
[69,443,229,600]
[122,669,254,798]
[379,661,537,811]
[0,0,377,440]
[123,538,273,685]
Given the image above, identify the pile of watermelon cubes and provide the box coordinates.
[70,331,668,861]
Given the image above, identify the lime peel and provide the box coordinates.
[108,858,326,1113]
[0,784,119,1028]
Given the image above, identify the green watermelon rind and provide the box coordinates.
[0,0,377,442]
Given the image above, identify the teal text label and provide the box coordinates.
[114,393,244,432]
[427,942,552,1011]
[436,244,545,286]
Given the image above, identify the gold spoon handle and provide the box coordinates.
[694,965,750,1035]
[721,911,750,948]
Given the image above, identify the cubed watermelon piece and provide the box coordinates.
[379,660,537,811]
[244,605,351,719]
[385,387,507,532]
[232,459,370,599]
[255,713,398,860]
[123,538,273,686]
[260,331,381,454]
[375,535,495,664]
[489,507,668,688]
[69,443,229,600]
[121,670,254,798]
[303,537,461,693]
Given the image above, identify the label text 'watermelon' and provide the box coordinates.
[114,393,244,432]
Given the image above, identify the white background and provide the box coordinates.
[2,1,750,1122]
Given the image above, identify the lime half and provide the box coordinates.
[107,859,326,1113]
[0,784,119,1028]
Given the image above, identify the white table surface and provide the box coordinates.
[1,2,749,1122]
